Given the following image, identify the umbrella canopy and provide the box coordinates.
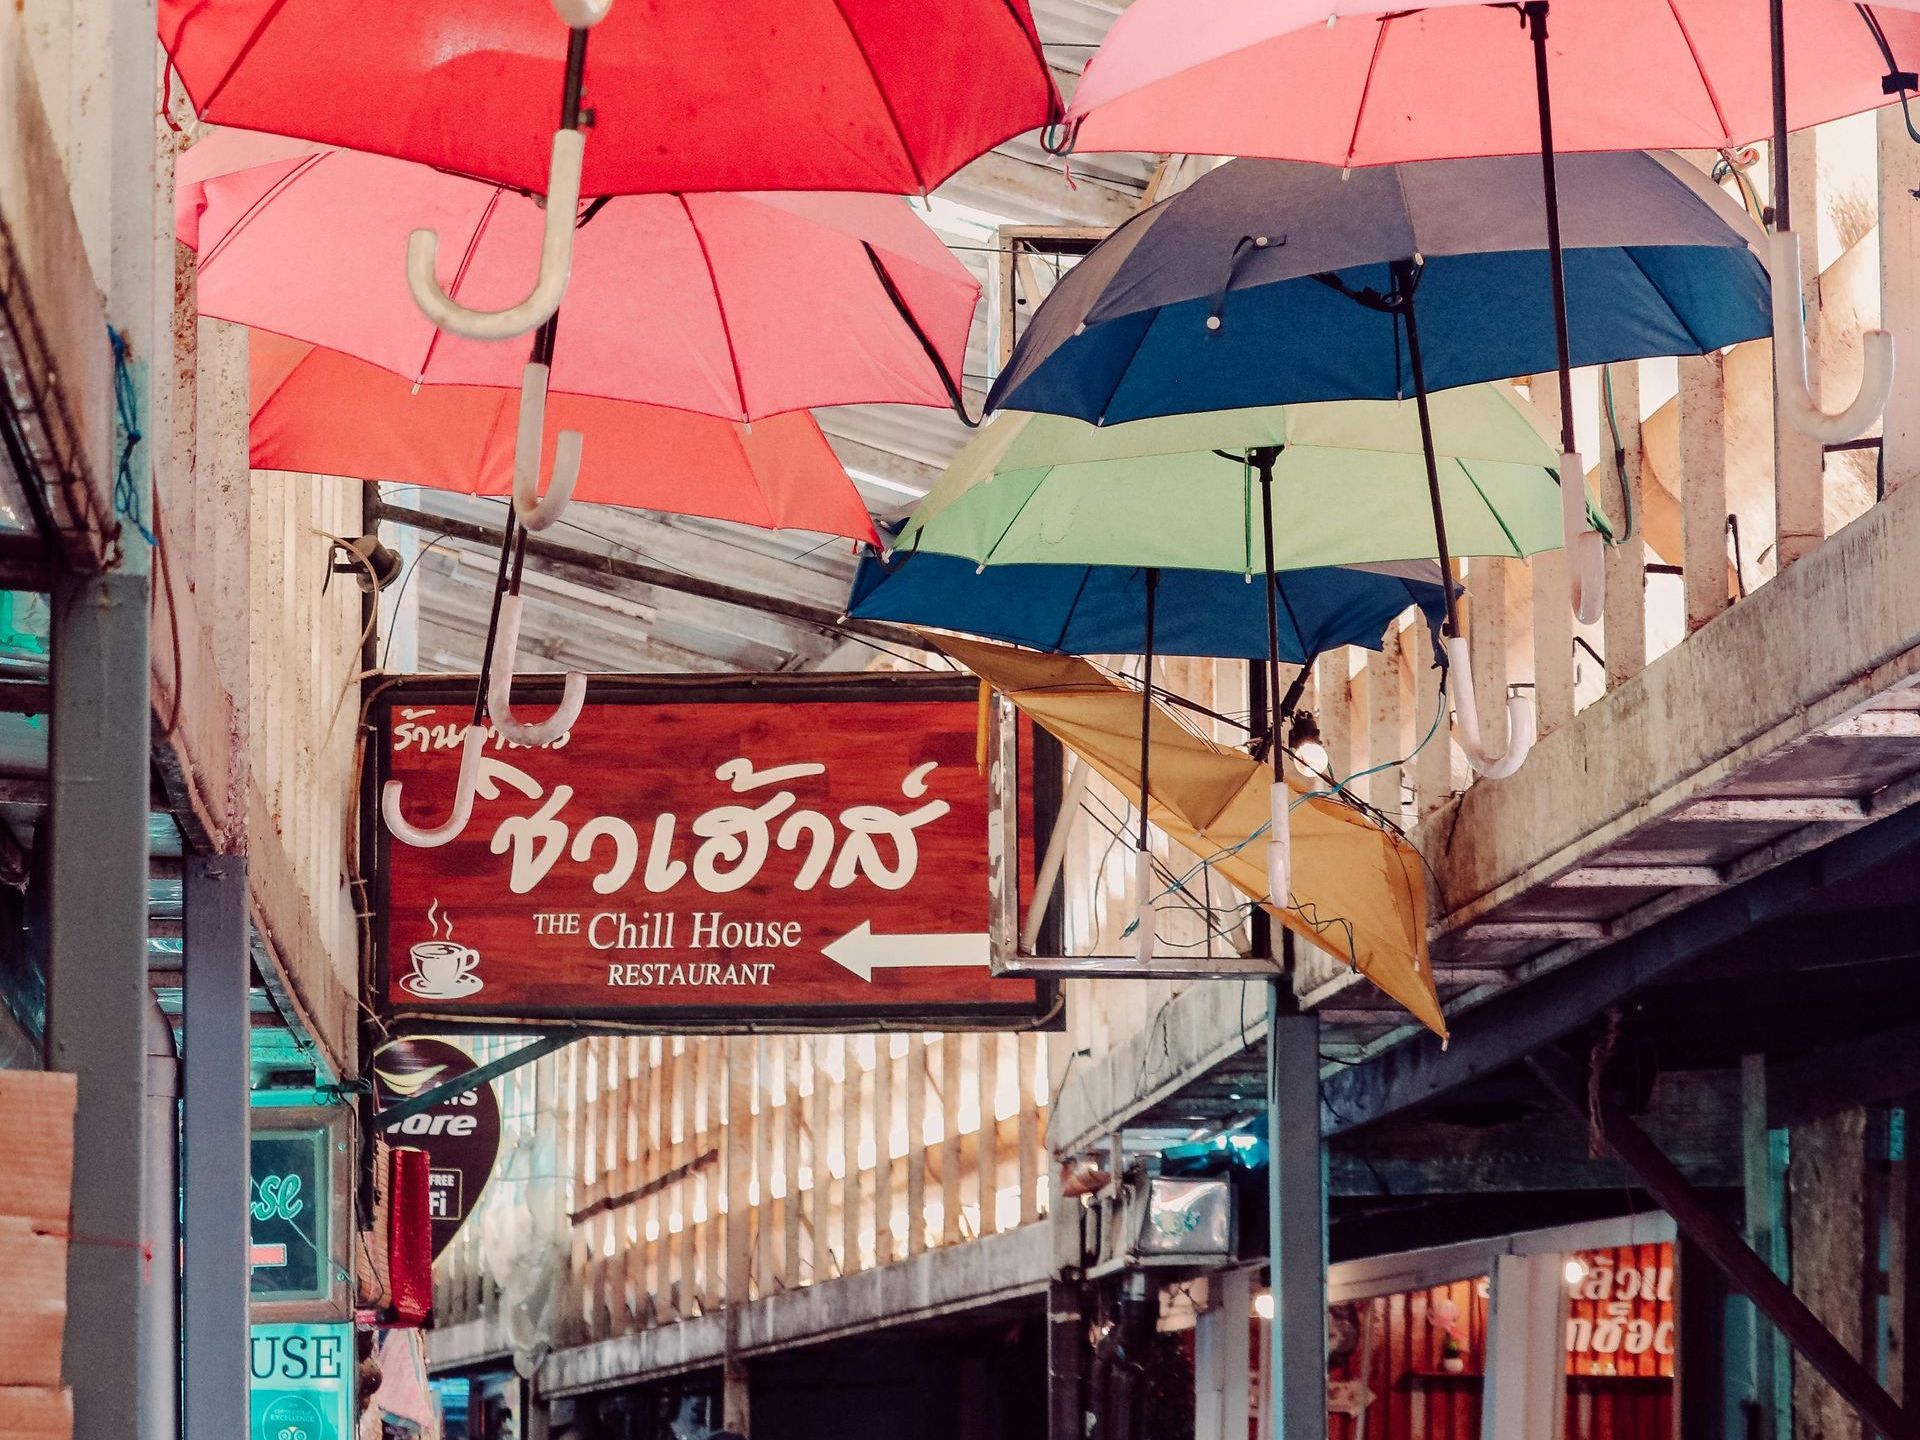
[938,634,1442,1037]
[848,548,1449,660]
[178,130,979,422]
[987,152,1770,425]
[251,334,880,542]
[902,389,1586,571]
[1057,0,1920,165]
[159,0,1060,196]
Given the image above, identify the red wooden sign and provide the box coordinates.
[373,675,1056,1031]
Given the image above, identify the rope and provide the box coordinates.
[108,327,156,548]
[1586,1006,1623,1160]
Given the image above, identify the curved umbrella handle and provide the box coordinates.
[1133,846,1158,964]
[1769,229,1895,444]
[382,723,488,848]
[512,362,582,531]
[1265,779,1291,908]
[407,129,586,341]
[550,0,613,26]
[1445,634,1535,781]
[1562,449,1606,626]
[487,592,588,748]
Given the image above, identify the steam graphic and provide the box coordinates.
[426,898,456,940]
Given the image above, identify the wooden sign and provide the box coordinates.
[373,675,1058,1031]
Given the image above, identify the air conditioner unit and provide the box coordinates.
[1086,1176,1234,1278]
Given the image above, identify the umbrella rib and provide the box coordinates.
[191,0,299,115]
[825,0,929,195]
[679,195,753,422]
[1619,244,1708,354]
[1051,568,1095,653]
[1453,458,1526,558]
[195,149,330,274]
[1662,0,1736,146]
[1341,15,1396,171]
[1094,308,1166,426]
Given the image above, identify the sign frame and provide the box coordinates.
[370,672,1062,1035]
[249,1104,354,1324]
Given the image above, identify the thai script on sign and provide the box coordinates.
[391,714,952,899]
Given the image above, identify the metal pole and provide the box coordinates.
[144,999,180,1440]
[1523,0,1581,458]
[1266,992,1326,1440]
[1257,450,1285,785]
[1770,0,1792,233]
[46,570,153,1440]
[183,855,252,1440]
[1138,569,1158,854]
[1394,263,1462,639]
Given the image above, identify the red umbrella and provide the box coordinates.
[250,332,880,543]
[161,0,1058,197]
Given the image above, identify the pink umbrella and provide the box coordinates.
[181,128,978,840]
[1055,0,1920,622]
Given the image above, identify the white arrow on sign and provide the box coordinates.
[822,922,991,982]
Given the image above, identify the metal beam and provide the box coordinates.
[374,501,920,651]
[183,855,250,1440]
[1267,1001,1325,1440]
[45,570,152,1439]
[1529,1048,1920,1440]
[1681,797,1867,822]
[1320,795,1920,1138]
[1553,864,1723,888]
[1765,1016,1920,1129]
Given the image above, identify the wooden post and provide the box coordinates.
[1048,1279,1090,1440]
[1881,107,1920,496]
[1679,353,1730,631]
[1600,362,1647,689]
[1776,129,1827,570]
[1529,1051,1919,1440]
[1466,559,1513,753]
[1529,375,1575,733]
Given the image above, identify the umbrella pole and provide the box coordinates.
[1135,569,1159,961]
[1256,450,1293,911]
[1524,1,1604,623]
[471,507,523,728]
[1391,264,1459,643]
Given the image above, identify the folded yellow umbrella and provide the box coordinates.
[937,635,1444,1039]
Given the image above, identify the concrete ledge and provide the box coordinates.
[541,1222,1053,1398]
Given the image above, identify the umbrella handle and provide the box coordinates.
[406,129,586,341]
[487,592,588,748]
[1562,449,1605,626]
[549,0,613,26]
[1769,229,1894,444]
[1134,846,1157,964]
[1445,635,1534,781]
[382,723,487,848]
[512,362,581,531]
[1265,779,1290,909]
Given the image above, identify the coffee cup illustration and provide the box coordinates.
[404,938,483,999]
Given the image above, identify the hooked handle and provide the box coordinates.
[382,723,488,848]
[1265,779,1291,908]
[1769,229,1895,444]
[512,362,582,530]
[1133,846,1158,964]
[487,593,588,748]
[407,129,586,341]
[1561,449,1606,625]
[1446,634,1535,781]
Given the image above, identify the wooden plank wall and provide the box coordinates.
[434,1029,1053,1343]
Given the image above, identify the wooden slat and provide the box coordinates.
[809,1038,832,1279]
[1600,362,1647,688]
[1018,1034,1042,1226]
[907,1036,928,1256]
[752,1039,772,1301]
[1679,353,1730,632]
[781,1038,802,1289]
[978,1034,1000,1235]
[565,1039,591,1344]
[725,1042,752,1313]
[940,1036,962,1246]
[841,1037,862,1272]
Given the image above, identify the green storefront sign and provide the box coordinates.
[250,1323,353,1440]
[251,1104,351,1320]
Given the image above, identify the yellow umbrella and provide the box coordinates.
[937,634,1444,1039]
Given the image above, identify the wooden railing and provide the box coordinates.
[435,1030,1055,1346]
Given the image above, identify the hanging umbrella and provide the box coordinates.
[987,151,1768,775]
[179,131,975,846]
[178,131,979,425]
[936,634,1443,1038]
[848,549,1448,662]
[250,333,880,541]
[1052,0,1920,590]
[160,0,1060,198]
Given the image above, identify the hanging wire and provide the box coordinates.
[107,327,156,548]
[1598,364,1639,546]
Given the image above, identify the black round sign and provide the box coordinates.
[371,1038,502,1260]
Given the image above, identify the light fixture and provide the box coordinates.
[1253,1292,1276,1321]
[1288,710,1330,778]
[325,533,402,593]
[1564,1256,1589,1287]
